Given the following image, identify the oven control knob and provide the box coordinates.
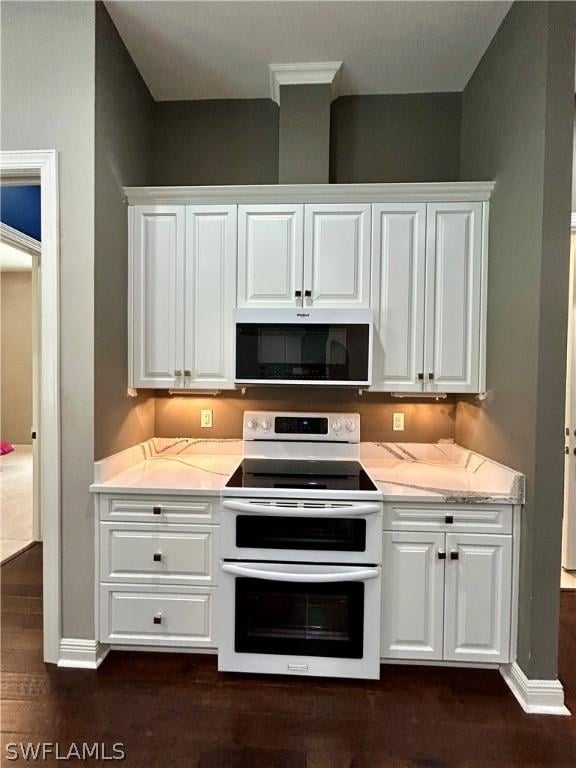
[332,420,343,432]
[345,420,357,433]
[260,419,272,431]
[246,419,257,430]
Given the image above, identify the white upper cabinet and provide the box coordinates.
[130,205,236,389]
[184,206,237,388]
[130,206,185,388]
[371,204,426,391]
[381,531,445,660]
[425,203,484,393]
[443,533,512,664]
[237,205,304,308]
[304,204,371,307]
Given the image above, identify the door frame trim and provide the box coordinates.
[1,150,61,663]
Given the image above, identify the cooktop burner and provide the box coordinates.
[225,459,377,492]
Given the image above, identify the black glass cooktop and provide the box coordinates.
[225,459,377,491]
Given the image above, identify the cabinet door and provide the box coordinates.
[185,206,236,388]
[304,204,371,307]
[381,531,445,660]
[237,205,304,307]
[130,206,185,388]
[424,203,484,393]
[371,204,426,391]
[444,533,512,663]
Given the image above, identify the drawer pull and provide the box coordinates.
[153,506,162,515]
[437,550,446,560]
[450,550,460,561]
[445,514,454,524]
[153,552,162,562]
[153,614,163,625]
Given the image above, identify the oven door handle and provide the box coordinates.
[221,563,380,582]
[222,500,381,517]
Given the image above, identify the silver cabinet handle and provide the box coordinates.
[221,563,379,583]
[222,500,381,517]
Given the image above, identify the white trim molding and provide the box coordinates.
[58,639,110,669]
[0,150,60,665]
[571,212,576,230]
[269,61,342,104]
[124,182,495,207]
[0,221,41,255]
[500,662,570,716]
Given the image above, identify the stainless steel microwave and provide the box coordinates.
[234,308,373,386]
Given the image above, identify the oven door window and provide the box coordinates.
[235,323,369,382]
[236,516,366,552]
[235,578,364,659]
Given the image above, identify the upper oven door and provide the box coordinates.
[234,308,372,386]
[221,499,383,564]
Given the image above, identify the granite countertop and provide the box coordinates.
[91,438,524,505]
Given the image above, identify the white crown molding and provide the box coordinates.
[0,222,41,255]
[500,662,570,716]
[269,61,342,104]
[124,181,495,206]
[58,639,110,669]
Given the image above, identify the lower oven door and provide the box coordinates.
[218,562,381,680]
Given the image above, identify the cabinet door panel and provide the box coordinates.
[131,206,185,388]
[425,203,483,393]
[381,531,445,660]
[444,533,512,663]
[371,204,426,391]
[237,205,303,307]
[304,204,371,307]
[185,206,236,388]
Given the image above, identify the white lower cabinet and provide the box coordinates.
[97,495,219,650]
[381,531,445,660]
[444,533,512,663]
[381,514,514,665]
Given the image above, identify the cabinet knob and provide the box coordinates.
[428,373,434,381]
[153,614,163,625]
[174,370,182,377]
[437,550,447,560]
[153,552,162,562]
[184,369,191,377]
[304,290,312,297]
[445,514,454,524]
[295,290,302,298]
[152,506,162,515]
[418,373,424,380]
[450,550,460,561]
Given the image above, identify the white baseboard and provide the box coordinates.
[500,662,571,716]
[58,638,110,669]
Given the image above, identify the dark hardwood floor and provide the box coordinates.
[1,544,575,767]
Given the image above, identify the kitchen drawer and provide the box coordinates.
[100,523,218,585]
[99,584,217,648]
[99,495,219,524]
[383,504,513,534]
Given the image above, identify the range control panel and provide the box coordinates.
[242,412,361,443]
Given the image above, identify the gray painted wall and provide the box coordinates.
[278,84,331,184]
[330,94,462,183]
[94,3,155,462]
[151,99,279,185]
[0,0,96,638]
[456,1,576,680]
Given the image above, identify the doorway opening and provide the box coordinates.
[0,188,41,562]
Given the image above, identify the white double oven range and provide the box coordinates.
[219,411,382,680]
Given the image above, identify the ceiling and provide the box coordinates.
[105,1,512,102]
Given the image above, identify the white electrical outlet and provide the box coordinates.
[392,412,405,431]
[200,409,213,428]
